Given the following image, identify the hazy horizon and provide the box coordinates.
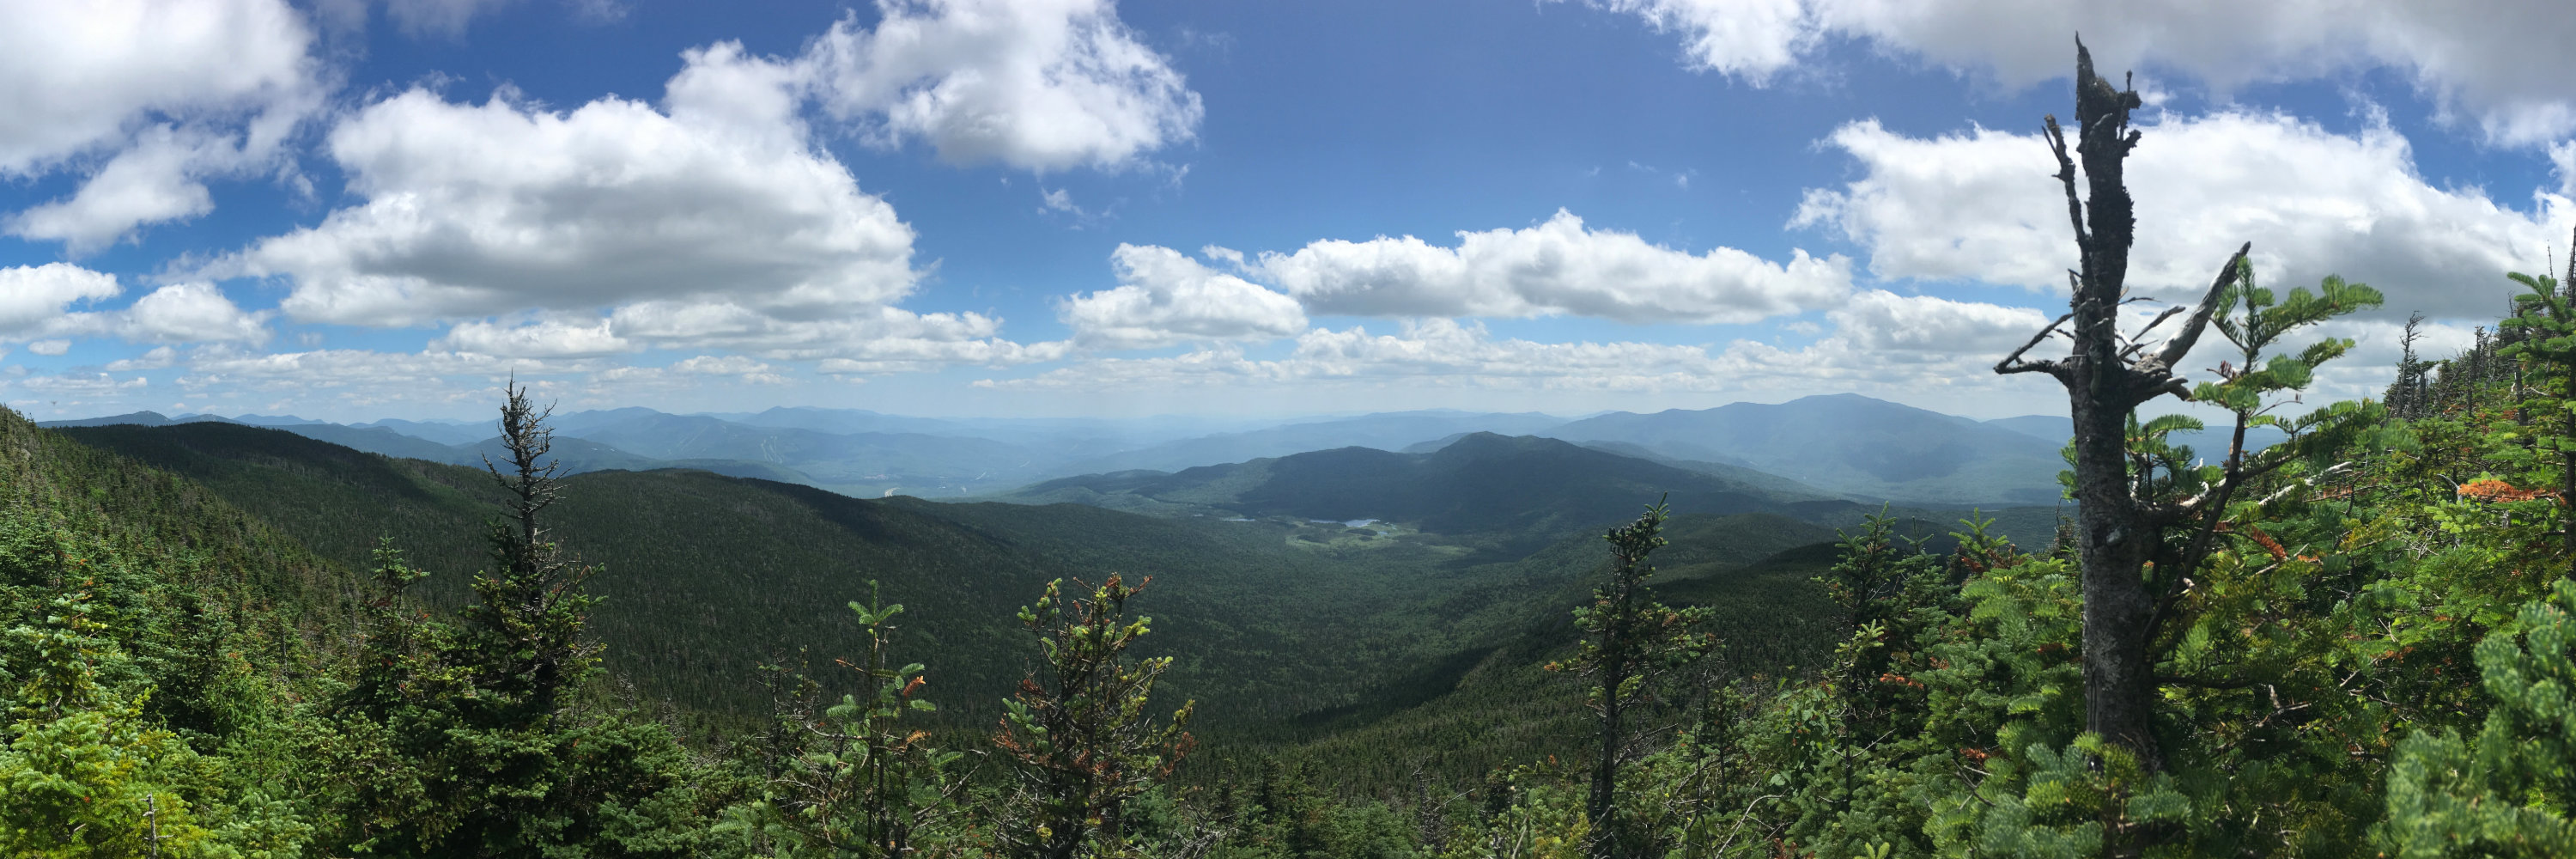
[29,390,2093,428]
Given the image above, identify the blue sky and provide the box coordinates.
[3,0,2570,422]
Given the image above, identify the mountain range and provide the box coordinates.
[50,417,1931,740]
[41,393,2103,507]
[32,400,2066,789]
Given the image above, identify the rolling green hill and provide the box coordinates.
[1279,513,1852,789]
[60,422,1781,741]
[999,432,1846,545]
[30,406,2045,832]
[1543,393,2069,506]
[47,417,1952,767]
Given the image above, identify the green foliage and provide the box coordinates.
[726,585,977,857]
[2384,579,2576,857]
[995,576,1196,859]
[21,259,2576,859]
[0,416,331,858]
[1549,502,1713,858]
[454,381,604,727]
[319,391,720,857]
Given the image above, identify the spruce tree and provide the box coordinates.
[461,379,601,726]
[328,383,708,856]
[1551,502,1712,859]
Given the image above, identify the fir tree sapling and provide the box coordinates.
[2385,579,2576,857]
[994,575,1195,859]
[2498,240,2576,573]
[732,582,975,857]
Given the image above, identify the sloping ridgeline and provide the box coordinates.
[1543,393,2071,507]
[58,421,1761,740]
[1005,432,1826,542]
[0,406,361,851]
[1274,511,1856,789]
[1001,430,2066,552]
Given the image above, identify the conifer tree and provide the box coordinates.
[2499,242,2576,573]
[1550,502,1712,859]
[2387,312,2434,420]
[2384,579,2576,856]
[462,379,602,725]
[1993,39,2379,777]
[994,576,1195,859]
[327,383,708,856]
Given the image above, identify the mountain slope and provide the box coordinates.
[1291,513,1848,786]
[560,411,1034,493]
[1005,432,1849,543]
[5,412,354,632]
[1985,412,2287,456]
[1545,393,2066,505]
[1048,411,1571,476]
[51,422,1666,732]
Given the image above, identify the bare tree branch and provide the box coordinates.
[2127,303,2190,350]
[1997,312,2076,375]
[2044,114,2092,259]
[2140,243,2252,377]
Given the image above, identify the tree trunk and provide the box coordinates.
[1586,590,1632,859]
[1589,691,1624,859]
[2062,42,2166,771]
[2069,393,2161,767]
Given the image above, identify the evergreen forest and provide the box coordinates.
[11,45,2576,859]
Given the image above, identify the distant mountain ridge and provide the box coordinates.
[43,406,1593,499]
[46,418,1767,730]
[39,411,813,485]
[1541,393,2066,505]
[44,394,2081,507]
[999,431,1877,546]
[1983,413,2287,458]
[1052,411,1571,476]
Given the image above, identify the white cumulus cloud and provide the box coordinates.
[0,0,319,251]
[806,0,1203,171]
[0,264,121,337]
[213,40,1075,374]
[0,266,267,346]
[222,45,917,329]
[1574,0,1814,82]
[1258,210,1850,323]
[1793,114,2574,318]
[117,282,270,344]
[436,317,633,358]
[1572,0,2576,145]
[1824,289,2048,356]
[1060,245,1306,349]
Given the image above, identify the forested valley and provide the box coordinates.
[11,46,2576,859]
